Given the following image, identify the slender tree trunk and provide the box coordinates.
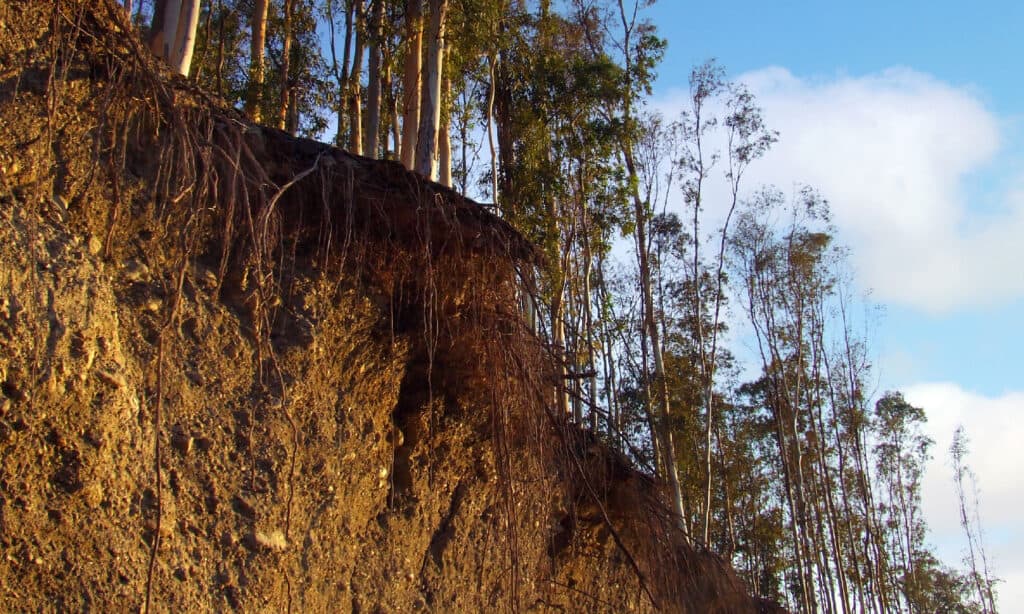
[341,0,355,144]
[438,74,452,186]
[550,191,570,419]
[385,60,401,158]
[171,0,201,77]
[714,422,739,555]
[348,1,365,154]
[596,251,619,444]
[566,251,582,423]
[190,0,212,84]
[326,0,353,145]
[148,0,174,61]
[364,0,383,157]
[415,0,447,179]
[286,88,299,134]
[486,54,499,204]
[809,317,852,614]
[213,1,227,96]
[952,429,991,613]
[582,201,598,432]
[494,43,516,216]
[400,0,423,169]
[245,0,269,122]
[148,0,201,77]
[613,0,686,531]
[278,0,294,131]
[627,146,687,529]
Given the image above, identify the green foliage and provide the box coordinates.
[131,3,998,610]
[192,0,250,104]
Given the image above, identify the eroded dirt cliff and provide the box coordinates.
[0,2,779,612]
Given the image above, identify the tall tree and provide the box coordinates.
[950,426,998,613]
[415,0,448,178]
[245,0,270,122]
[610,0,688,530]
[400,0,424,169]
[873,391,932,611]
[278,0,295,131]
[363,0,384,156]
[348,0,366,153]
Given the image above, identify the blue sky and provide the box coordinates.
[648,1,1024,115]
[643,0,1023,607]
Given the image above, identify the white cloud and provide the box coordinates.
[904,383,1024,609]
[655,67,1024,313]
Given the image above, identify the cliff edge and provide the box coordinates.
[0,2,780,611]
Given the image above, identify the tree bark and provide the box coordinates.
[278,0,294,132]
[486,53,498,203]
[614,0,687,531]
[400,0,423,169]
[438,75,452,187]
[415,0,447,179]
[148,0,201,77]
[245,0,269,123]
[364,0,383,157]
[160,0,182,63]
[385,58,401,157]
[348,0,365,155]
[148,0,169,59]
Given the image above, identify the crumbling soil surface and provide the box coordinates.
[0,2,781,612]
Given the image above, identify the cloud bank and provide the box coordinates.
[656,67,1024,313]
[904,383,1024,608]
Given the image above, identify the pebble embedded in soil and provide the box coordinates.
[95,370,125,389]
[170,432,193,455]
[121,260,149,282]
[253,530,287,552]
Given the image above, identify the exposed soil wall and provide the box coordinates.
[0,2,780,612]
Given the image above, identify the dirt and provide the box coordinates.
[0,2,781,612]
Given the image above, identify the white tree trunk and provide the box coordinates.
[148,0,201,78]
[168,0,201,76]
[415,0,447,179]
[160,0,181,63]
[149,0,180,61]
[400,0,423,170]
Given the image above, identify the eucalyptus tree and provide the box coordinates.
[576,0,691,531]
[149,0,203,76]
[950,426,998,613]
[246,0,270,121]
[363,0,385,154]
[667,59,777,546]
[731,187,838,612]
[400,0,424,168]
[191,0,249,102]
[414,0,449,177]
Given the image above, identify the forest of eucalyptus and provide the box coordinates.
[131,0,998,611]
